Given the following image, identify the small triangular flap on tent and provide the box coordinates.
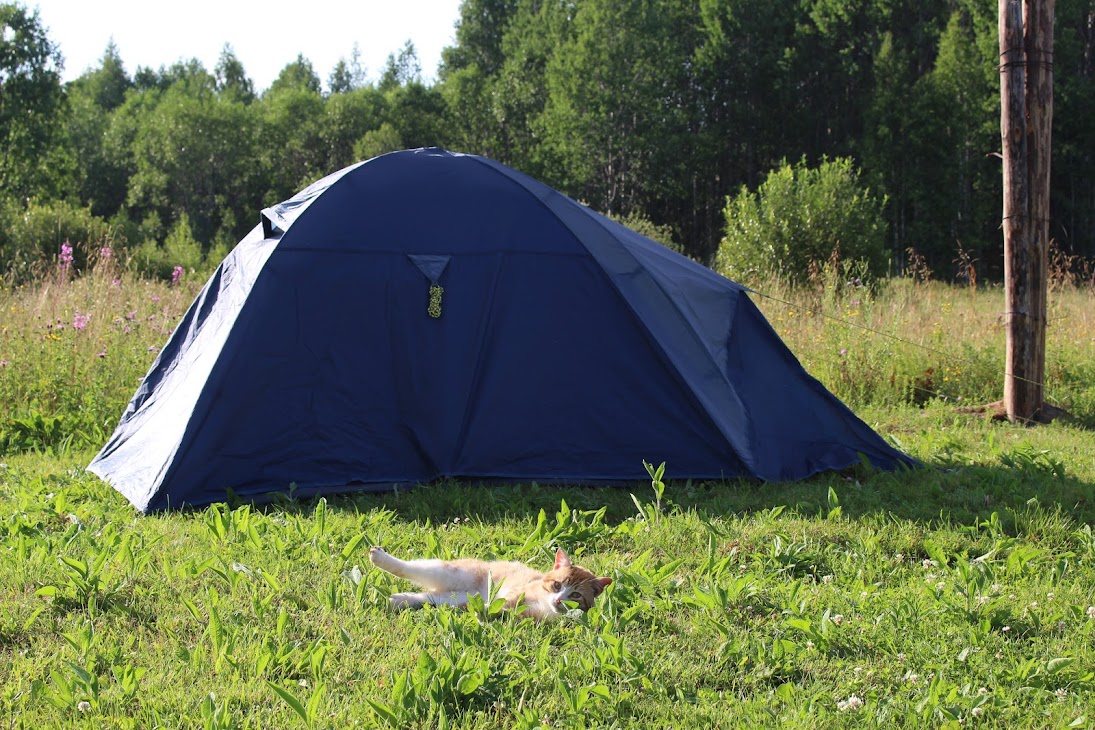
[408,254,451,284]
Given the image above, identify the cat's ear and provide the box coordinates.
[554,549,571,570]
[592,577,612,596]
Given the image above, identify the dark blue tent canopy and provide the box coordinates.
[88,148,915,513]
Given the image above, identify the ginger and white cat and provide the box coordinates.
[368,546,612,621]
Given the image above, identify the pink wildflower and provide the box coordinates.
[0,360,8,367]
[59,241,74,270]
[171,265,184,285]
[73,313,89,331]
[99,246,113,260]
[96,350,107,358]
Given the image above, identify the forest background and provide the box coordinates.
[2,0,1095,284]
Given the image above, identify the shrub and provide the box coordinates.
[133,212,204,281]
[715,157,889,285]
[0,199,121,283]
[607,209,682,253]
[353,123,403,162]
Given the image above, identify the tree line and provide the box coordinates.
[1,0,1093,282]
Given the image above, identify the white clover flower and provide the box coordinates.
[822,574,834,584]
[1055,688,1068,701]
[1002,625,1011,633]
[922,558,937,568]
[831,614,844,626]
[805,640,815,650]
[836,694,864,712]
[977,687,989,695]
[971,706,984,718]
[1086,606,1095,618]
[77,701,91,712]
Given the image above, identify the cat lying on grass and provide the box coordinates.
[368,546,612,622]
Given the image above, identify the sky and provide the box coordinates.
[30,0,465,92]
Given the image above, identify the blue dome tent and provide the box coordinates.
[88,148,915,513]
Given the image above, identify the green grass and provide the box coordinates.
[1,261,1094,728]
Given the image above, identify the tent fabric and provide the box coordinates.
[88,148,916,513]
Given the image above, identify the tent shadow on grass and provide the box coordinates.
[245,459,1095,537]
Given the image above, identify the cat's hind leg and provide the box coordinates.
[389,591,471,611]
[424,592,471,609]
[390,592,430,610]
[369,547,477,592]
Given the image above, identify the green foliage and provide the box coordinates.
[72,41,131,111]
[321,86,388,169]
[4,0,1095,272]
[539,0,693,217]
[214,44,255,103]
[328,43,367,95]
[127,81,259,245]
[2,418,1095,727]
[606,209,681,253]
[383,82,448,150]
[716,157,889,284]
[0,199,118,281]
[66,60,132,219]
[257,84,325,200]
[441,0,518,78]
[378,41,422,92]
[0,410,71,454]
[132,212,205,280]
[267,53,322,96]
[0,2,70,202]
[353,122,403,163]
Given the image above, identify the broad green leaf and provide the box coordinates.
[267,682,308,725]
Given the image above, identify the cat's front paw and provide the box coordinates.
[368,546,388,565]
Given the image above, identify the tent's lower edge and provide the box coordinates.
[98,448,919,513]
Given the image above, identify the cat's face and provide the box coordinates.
[541,549,612,614]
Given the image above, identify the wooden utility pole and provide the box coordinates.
[999,0,1054,423]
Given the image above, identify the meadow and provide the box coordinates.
[1,250,1094,728]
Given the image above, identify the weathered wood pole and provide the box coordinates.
[999,0,1054,423]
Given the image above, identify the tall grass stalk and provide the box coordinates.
[0,248,201,453]
[751,272,1094,423]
